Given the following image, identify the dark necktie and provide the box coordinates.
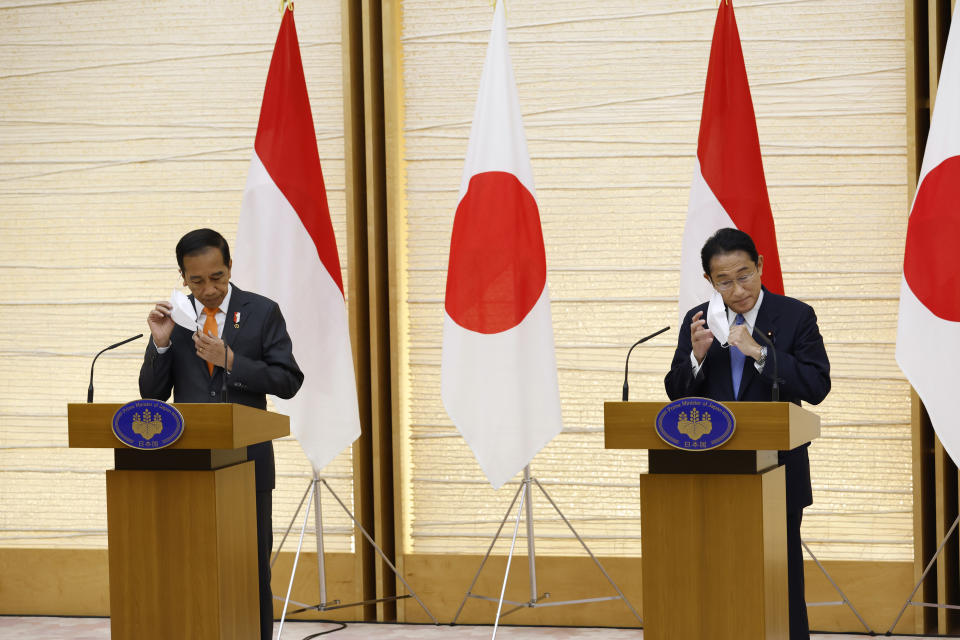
[730,313,746,397]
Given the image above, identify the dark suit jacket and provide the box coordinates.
[139,285,304,491]
[664,288,830,512]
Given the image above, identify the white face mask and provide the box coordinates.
[706,290,729,346]
[169,289,202,332]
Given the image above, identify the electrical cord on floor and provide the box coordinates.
[299,620,347,638]
[280,605,348,637]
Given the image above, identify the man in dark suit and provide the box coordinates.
[140,228,304,640]
[664,227,830,640]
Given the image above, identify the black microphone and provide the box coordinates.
[754,328,779,402]
[221,335,230,404]
[87,334,144,402]
[622,326,671,401]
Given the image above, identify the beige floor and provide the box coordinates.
[0,617,918,639]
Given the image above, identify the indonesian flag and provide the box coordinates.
[897,12,960,464]
[441,0,563,490]
[233,7,360,472]
[678,0,783,320]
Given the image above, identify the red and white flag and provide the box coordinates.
[678,0,783,320]
[234,7,360,472]
[897,13,960,464]
[441,0,563,490]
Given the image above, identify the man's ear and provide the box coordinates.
[756,255,764,276]
[703,272,712,286]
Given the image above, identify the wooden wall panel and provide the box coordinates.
[0,548,916,633]
[343,0,378,623]
[906,0,958,634]
[0,549,362,622]
[398,553,915,633]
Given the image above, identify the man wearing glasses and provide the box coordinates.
[664,227,831,640]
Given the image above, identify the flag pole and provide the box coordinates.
[491,476,526,640]
[801,540,871,632]
[886,513,960,633]
[523,465,537,604]
[275,479,315,640]
[444,0,637,628]
[451,467,642,629]
[271,476,439,632]
[451,478,526,623]
[313,473,327,606]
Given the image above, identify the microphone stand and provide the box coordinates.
[87,334,143,402]
[754,330,779,402]
[221,339,229,403]
[622,326,670,401]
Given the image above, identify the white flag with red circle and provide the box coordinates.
[897,12,960,464]
[233,7,360,472]
[441,0,563,490]
[678,0,783,321]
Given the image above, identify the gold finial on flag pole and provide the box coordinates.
[279,0,293,14]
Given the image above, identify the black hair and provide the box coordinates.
[700,228,759,275]
[175,228,231,272]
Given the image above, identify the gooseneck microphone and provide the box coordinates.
[87,334,144,402]
[622,326,671,401]
[754,328,779,402]
[221,336,230,404]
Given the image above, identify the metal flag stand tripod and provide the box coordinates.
[271,473,438,640]
[887,512,960,634]
[801,540,872,633]
[452,465,642,639]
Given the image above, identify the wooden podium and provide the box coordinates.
[67,403,289,640]
[604,401,820,640]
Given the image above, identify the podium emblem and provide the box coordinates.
[655,397,735,451]
[112,399,185,450]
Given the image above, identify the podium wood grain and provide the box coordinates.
[106,462,259,640]
[604,401,819,451]
[69,403,286,640]
[640,467,788,640]
[67,403,289,450]
[605,401,817,640]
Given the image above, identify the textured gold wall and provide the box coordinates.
[0,1,354,552]
[0,0,913,566]
[398,0,911,560]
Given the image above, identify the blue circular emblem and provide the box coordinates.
[112,399,184,450]
[655,397,736,451]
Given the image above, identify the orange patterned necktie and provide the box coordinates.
[203,307,220,375]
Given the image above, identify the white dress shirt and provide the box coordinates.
[192,283,232,339]
[154,284,233,353]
